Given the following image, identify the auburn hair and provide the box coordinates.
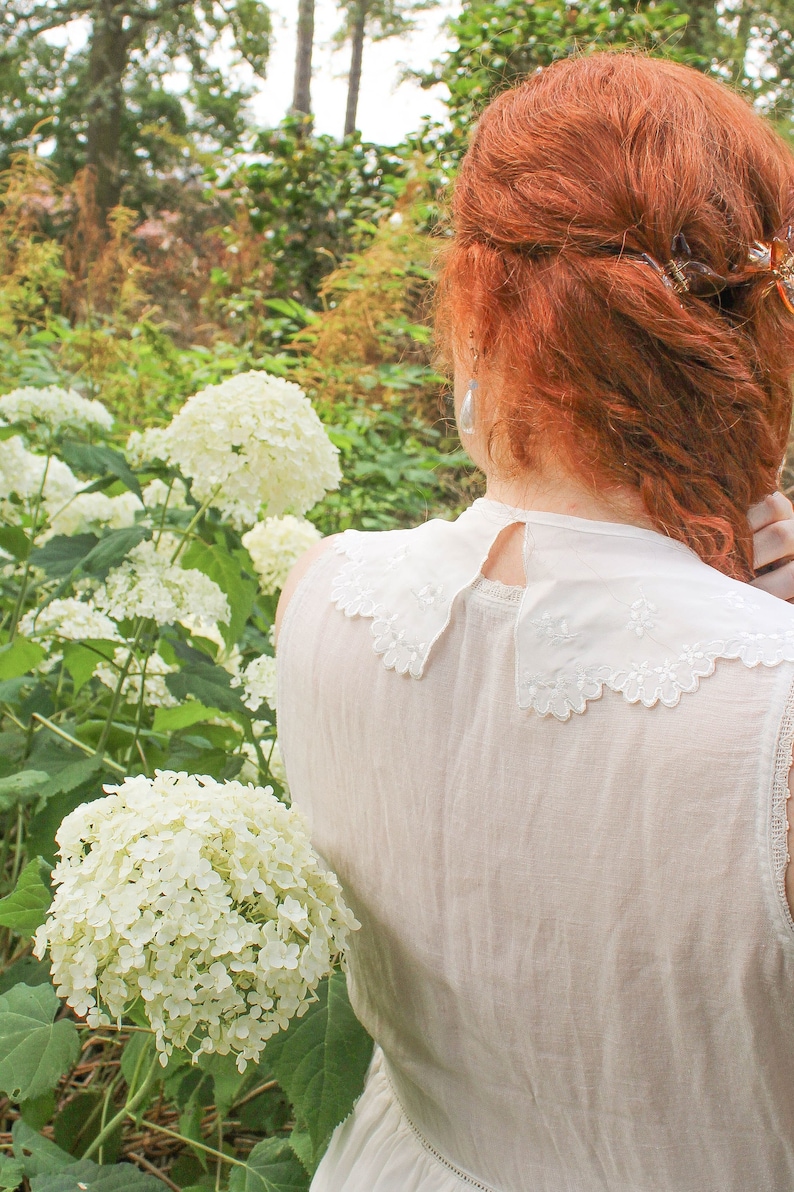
[436,52,794,580]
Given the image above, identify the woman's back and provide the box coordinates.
[278,506,794,1191]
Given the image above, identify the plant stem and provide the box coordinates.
[83,1049,159,1161]
[127,1116,247,1169]
[29,713,126,774]
[168,485,220,565]
[8,450,52,639]
[215,1116,223,1191]
[96,1070,123,1165]
[95,616,149,754]
[9,805,25,888]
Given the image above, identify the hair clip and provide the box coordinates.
[747,231,794,314]
[638,233,728,297]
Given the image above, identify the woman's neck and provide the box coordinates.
[484,464,655,530]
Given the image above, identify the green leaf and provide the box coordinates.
[38,754,106,805]
[196,1049,246,1120]
[0,984,80,1102]
[62,642,116,695]
[152,701,224,732]
[266,973,373,1169]
[0,638,46,680]
[0,858,52,936]
[0,955,51,996]
[31,1159,163,1191]
[58,442,143,500]
[0,769,49,811]
[182,539,256,647]
[0,676,32,705]
[12,1119,75,1177]
[20,1090,57,1130]
[229,1137,310,1192]
[79,525,150,579]
[0,1152,25,1191]
[0,525,31,560]
[53,1090,120,1162]
[166,660,245,714]
[29,535,99,580]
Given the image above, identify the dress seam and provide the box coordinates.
[380,1062,501,1192]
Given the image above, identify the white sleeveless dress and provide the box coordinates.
[277,499,794,1191]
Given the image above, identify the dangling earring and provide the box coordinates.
[459,379,478,435]
[459,331,480,437]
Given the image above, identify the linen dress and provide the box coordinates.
[277,499,794,1192]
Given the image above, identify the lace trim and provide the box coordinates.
[471,574,524,604]
[771,675,794,936]
[381,1061,500,1191]
[517,633,794,719]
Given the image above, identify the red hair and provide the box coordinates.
[437,53,794,579]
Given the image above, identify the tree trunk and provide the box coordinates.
[344,0,368,138]
[291,0,315,118]
[85,0,130,219]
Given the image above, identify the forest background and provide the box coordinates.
[2,0,794,1189]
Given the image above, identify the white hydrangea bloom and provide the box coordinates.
[0,431,78,521]
[233,654,277,713]
[242,515,322,595]
[127,372,341,530]
[141,477,189,510]
[94,539,230,629]
[48,490,143,538]
[0,386,113,435]
[18,598,122,642]
[95,649,178,707]
[35,771,358,1068]
[125,427,171,467]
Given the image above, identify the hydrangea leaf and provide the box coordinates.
[0,1152,25,1191]
[228,1137,310,1192]
[29,1159,163,1190]
[182,539,257,648]
[165,658,246,714]
[57,442,143,501]
[12,1119,75,1177]
[265,972,374,1168]
[62,642,116,695]
[152,701,225,732]
[80,525,151,579]
[29,535,100,580]
[0,638,46,680]
[0,857,52,936]
[0,770,49,812]
[0,983,80,1102]
[0,525,31,560]
[0,955,51,996]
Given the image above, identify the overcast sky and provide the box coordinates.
[247,0,458,143]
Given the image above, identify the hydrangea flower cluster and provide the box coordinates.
[0,386,114,435]
[234,654,277,713]
[48,490,143,538]
[94,539,230,629]
[95,649,178,708]
[35,771,358,1069]
[0,430,77,524]
[18,597,121,642]
[126,372,341,529]
[242,515,322,595]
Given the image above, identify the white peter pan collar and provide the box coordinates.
[330,498,794,720]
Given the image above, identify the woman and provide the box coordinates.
[277,54,794,1191]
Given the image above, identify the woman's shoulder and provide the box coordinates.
[275,533,340,643]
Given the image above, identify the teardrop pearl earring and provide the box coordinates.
[459,379,478,436]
